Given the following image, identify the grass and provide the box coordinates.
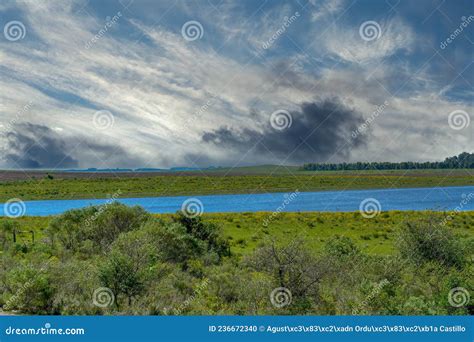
[0,169,473,202]
[2,168,472,255]
[4,210,473,256]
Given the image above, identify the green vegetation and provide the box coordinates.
[1,205,473,315]
[302,152,474,171]
[0,169,473,202]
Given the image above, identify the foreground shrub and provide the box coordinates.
[3,263,54,314]
[1,207,471,316]
[172,213,231,258]
[396,216,466,268]
[47,202,150,252]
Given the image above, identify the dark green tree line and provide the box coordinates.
[302,152,474,171]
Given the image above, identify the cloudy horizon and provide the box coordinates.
[0,0,472,169]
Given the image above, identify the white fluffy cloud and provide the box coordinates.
[323,17,415,63]
[0,1,471,168]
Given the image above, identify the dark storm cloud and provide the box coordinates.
[3,123,79,168]
[201,98,368,164]
[1,123,144,169]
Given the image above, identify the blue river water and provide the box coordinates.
[1,186,473,216]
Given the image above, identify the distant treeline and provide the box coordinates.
[302,152,474,171]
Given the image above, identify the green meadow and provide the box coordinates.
[3,210,473,256]
[0,169,472,202]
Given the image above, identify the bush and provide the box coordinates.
[396,216,466,268]
[246,239,328,313]
[50,259,100,315]
[3,264,54,314]
[172,213,230,258]
[47,202,150,252]
[142,219,206,263]
[99,252,144,308]
[324,235,360,258]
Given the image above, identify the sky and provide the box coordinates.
[0,0,472,169]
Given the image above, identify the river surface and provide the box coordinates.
[1,186,473,216]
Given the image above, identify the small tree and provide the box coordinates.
[173,212,230,258]
[396,216,466,268]
[324,235,360,258]
[246,238,328,313]
[47,202,150,253]
[99,252,144,308]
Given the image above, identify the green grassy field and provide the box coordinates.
[0,169,472,202]
[4,210,473,256]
